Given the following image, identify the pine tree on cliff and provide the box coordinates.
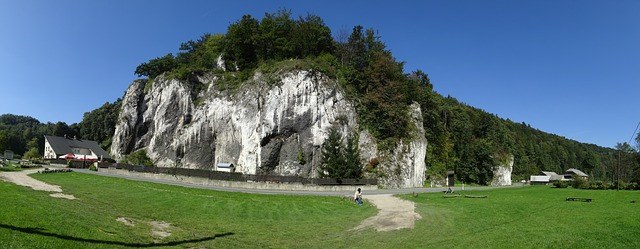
[319,127,346,178]
[344,133,362,179]
[319,128,362,179]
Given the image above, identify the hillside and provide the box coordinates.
[2,11,636,185]
[124,11,627,184]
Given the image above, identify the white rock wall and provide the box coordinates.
[491,155,514,186]
[111,70,427,188]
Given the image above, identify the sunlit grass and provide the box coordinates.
[1,173,638,248]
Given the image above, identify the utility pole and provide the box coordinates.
[617,149,621,191]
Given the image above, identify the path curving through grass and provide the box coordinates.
[353,194,422,232]
[0,169,76,199]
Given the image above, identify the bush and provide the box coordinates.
[23,147,40,160]
[590,180,611,190]
[297,148,306,165]
[0,162,21,172]
[553,181,569,188]
[89,165,97,171]
[571,177,590,189]
[122,149,154,167]
[611,181,629,190]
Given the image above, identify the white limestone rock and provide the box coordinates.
[110,70,427,188]
[491,155,514,186]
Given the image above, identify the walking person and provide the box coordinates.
[354,188,363,206]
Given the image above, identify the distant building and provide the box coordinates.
[529,175,551,185]
[530,171,564,185]
[563,168,588,180]
[43,135,111,161]
[530,169,588,185]
[541,171,564,181]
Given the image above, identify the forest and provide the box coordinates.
[0,100,120,159]
[2,11,638,185]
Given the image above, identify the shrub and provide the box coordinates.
[89,165,98,171]
[571,177,590,189]
[23,147,40,160]
[590,180,611,190]
[365,158,380,172]
[122,149,154,167]
[553,181,569,188]
[297,148,306,165]
[0,162,21,172]
[611,181,629,190]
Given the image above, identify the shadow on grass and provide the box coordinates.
[0,223,233,247]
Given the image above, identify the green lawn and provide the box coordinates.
[1,173,638,248]
[372,186,640,249]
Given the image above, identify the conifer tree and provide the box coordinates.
[319,127,346,178]
[344,133,362,179]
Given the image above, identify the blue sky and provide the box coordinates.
[0,0,638,148]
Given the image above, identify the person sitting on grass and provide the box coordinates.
[354,188,363,206]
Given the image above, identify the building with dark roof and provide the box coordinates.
[541,171,564,181]
[564,168,588,180]
[44,135,112,160]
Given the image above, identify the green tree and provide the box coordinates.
[78,99,121,149]
[0,131,8,153]
[319,127,346,178]
[23,147,39,160]
[256,10,296,61]
[175,34,224,73]
[223,14,260,71]
[24,138,40,160]
[636,133,640,152]
[53,121,75,137]
[615,142,637,183]
[319,128,363,179]
[344,133,362,179]
[135,54,178,79]
[122,149,154,167]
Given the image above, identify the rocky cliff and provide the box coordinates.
[491,155,514,186]
[111,70,426,188]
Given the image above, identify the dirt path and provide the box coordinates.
[353,194,421,232]
[0,169,76,199]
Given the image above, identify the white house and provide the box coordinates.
[530,171,565,185]
[530,175,551,185]
[44,135,111,160]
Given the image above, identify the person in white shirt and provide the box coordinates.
[354,188,363,205]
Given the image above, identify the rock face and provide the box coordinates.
[491,155,514,186]
[111,70,426,188]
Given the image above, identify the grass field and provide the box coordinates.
[1,172,638,248]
